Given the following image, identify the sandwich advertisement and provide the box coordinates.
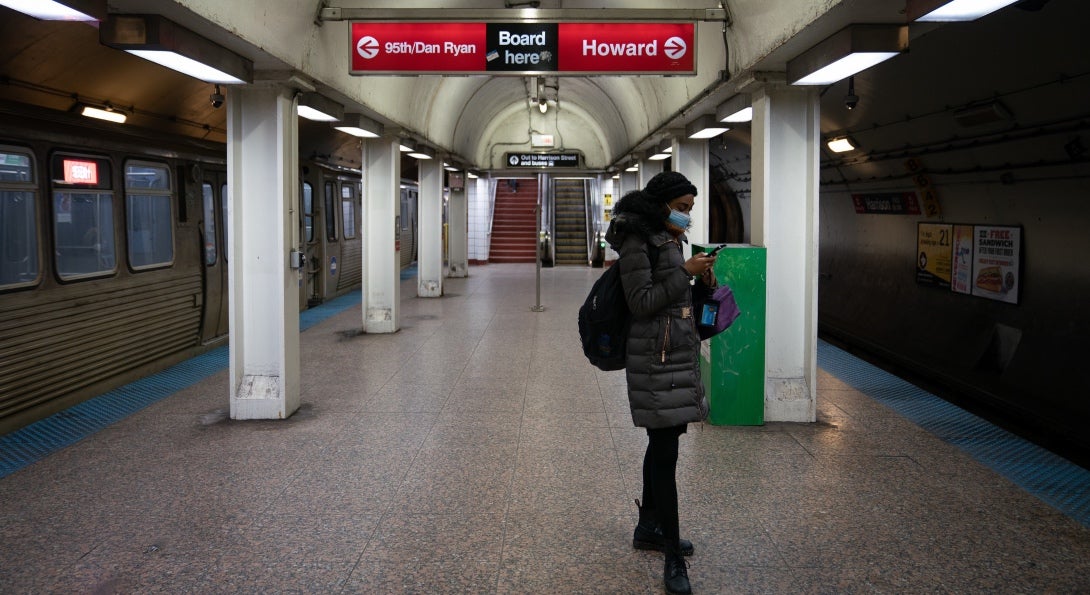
[971,225,1021,304]
[916,223,1021,304]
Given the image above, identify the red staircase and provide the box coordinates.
[489,179,538,263]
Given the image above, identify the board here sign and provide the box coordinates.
[350,22,696,75]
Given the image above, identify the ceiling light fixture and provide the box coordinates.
[297,92,344,122]
[333,113,383,138]
[100,14,253,84]
[787,25,907,86]
[686,114,729,139]
[826,136,857,153]
[716,94,752,123]
[906,0,1021,21]
[80,104,127,124]
[0,0,105,20]
[408,145,435,160]
[649,139,673,161]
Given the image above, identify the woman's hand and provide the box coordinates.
[683,253,716,277]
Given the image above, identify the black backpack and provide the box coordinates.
[578,246,657,371]
[578,262,631,371]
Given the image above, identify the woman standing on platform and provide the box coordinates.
[604,171,714,595]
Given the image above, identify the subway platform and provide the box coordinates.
[1,264,1089,594]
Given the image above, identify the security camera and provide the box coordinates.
[844,92,859,110]
[210,85,224,109]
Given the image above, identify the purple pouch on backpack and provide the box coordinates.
[695,283,741,340]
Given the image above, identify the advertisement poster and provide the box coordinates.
[971,225,1021,304]
[950,225,974,294]
[916,223,952,288]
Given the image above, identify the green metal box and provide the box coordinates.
[695,244,766,425]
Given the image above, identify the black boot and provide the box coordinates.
[633,499,694,556]
[663,550,692,595]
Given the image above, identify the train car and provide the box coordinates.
[0,101,420,435]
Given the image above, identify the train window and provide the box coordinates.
[303,181,314,243]
[124,161,173,269]
[0,149,40,289]
[341,183,356,239]
[51,153,116,280]
[202,183,217,266]
[221,183,229,262]
[324,181,337,241]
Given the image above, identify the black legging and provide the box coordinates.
[642,424,687,553]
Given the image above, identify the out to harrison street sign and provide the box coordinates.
[350,22,695,75]
[506,153,580,168]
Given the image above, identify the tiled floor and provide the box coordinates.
[1,264,1089,594]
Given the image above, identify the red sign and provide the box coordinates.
[350,22,695,75]
[556,23,693,73]
[63,159,98,185]
[351,23,484,72]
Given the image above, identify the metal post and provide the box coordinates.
[531,173,545,312]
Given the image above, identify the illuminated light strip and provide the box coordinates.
[125,50,247,84]
[791,52,899,86]
[0,0,98,21]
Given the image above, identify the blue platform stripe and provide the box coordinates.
[818,339,1090,528]
[0,293,365,479]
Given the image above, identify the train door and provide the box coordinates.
[199,170,229,341]
[319,179,339,301]
[301,178,322,307]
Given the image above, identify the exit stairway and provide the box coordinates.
[489,179,538,263]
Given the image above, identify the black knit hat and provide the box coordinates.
[644,171,697,203]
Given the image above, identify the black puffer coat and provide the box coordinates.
[605,212,709,429]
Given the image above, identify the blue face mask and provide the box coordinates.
[667,209,691,229]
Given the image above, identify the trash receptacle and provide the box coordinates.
[695,244,766,425]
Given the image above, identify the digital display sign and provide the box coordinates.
[350,22,695,75]
[63,159,98,185]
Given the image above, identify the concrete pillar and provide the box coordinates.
[448,171,469,278]
[226,84,300,420]
[673,136,710,245]
[619,170,639,197]
[638,154,663,188]
[362,136,401,333]
[751,84,820,423]
[417,158,444,296]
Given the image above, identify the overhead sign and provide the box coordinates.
[506,153,580,168]
[350,22,695,75]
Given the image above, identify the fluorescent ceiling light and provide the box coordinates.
[100,15,253,84]
[826,137,857,153]
[716,94,752,123]
[334,126,378,138]
[625,164,638,172]
[907,0,1020,22]
[297,93,343,122]
[399,143,413,152]
[467,171,479,179]
[333,113,382,137]
[81,105,126,123]
[0,0,104,20]
[793,52,900,86]
[408,146,434,160]
[124,50,247,84]
[787,25,907,86]
[686,115,729,139]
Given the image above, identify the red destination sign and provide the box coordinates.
[349,22,696,75]
[556,23,693,73]
[63,159,98,185]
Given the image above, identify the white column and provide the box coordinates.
[638,154,663,188]
[417,158,444,296]
[674,136,710,246]
[362,136,401,333]
[619,170,639,197]
[448,172,469,278]
[751,84,819,423]
[226,84,300,420]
